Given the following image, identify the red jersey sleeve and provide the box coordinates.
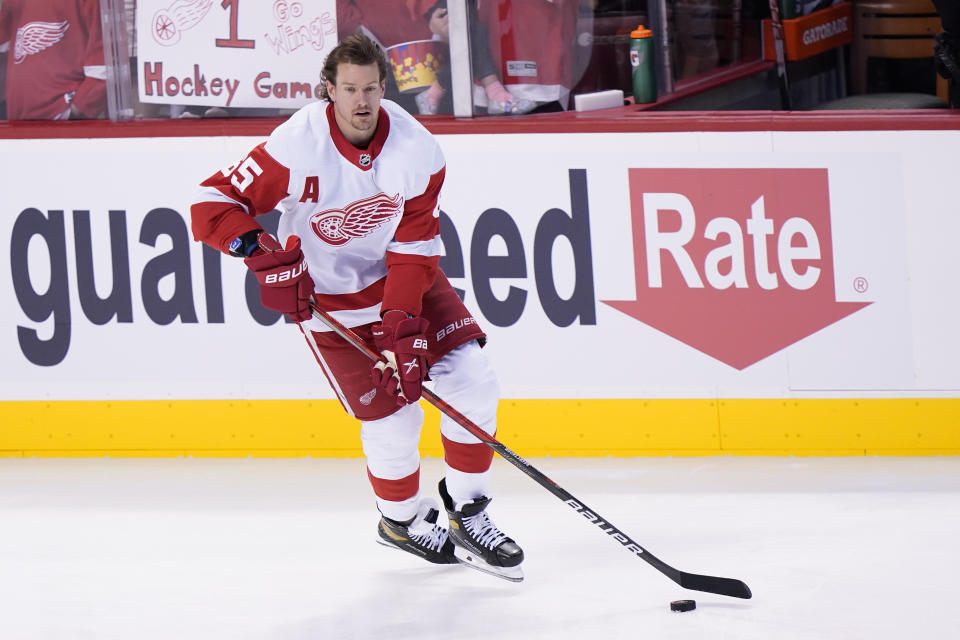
[381,166,445,316]
[190,142,292,254]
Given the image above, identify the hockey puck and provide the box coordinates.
[670,599,696,612]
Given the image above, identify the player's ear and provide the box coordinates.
[379,80,385,97]
[326,81,336,102]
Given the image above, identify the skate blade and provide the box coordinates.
[376,537,460,565]
[453,546,524,583]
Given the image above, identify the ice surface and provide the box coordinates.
[1,456,957,639]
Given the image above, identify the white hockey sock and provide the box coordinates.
[443,467,492,507]
[378,493,421,523]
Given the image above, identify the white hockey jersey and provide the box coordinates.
[191,99,446,333]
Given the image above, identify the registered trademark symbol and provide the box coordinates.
[853,277,868,293]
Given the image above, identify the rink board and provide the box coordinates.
[2,122,959,456]
[1,398,959,457]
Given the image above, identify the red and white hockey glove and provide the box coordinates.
[371,309,430,406]
[243,232,315,323]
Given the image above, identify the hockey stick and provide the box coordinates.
[308,303,752,599]
[768,0,792,110]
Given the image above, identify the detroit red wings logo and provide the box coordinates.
[310,193,403,246]
[14,20,70,64]
[152,0,214,46]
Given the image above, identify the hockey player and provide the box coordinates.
[190,34,524,582]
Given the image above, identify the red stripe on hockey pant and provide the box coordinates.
[299,326,354,417]
[442,435,495,473]
[367,467,420,502]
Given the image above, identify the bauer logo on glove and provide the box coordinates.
[372,309,430,405]
[243,232,316,323]
[263,259,308,284]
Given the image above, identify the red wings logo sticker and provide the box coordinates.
[310,193,403,246]
[14,21,70,64]
[152,0,214,46]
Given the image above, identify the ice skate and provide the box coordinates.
[377,498,458,565]
[438,478,525,582]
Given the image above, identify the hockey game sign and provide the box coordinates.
[136,0,337,109]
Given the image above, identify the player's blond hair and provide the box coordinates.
[319,34,388,101]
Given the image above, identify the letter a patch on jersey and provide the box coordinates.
[300,176,320,202]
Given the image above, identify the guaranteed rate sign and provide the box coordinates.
[137,0,337,109]
[604,168,872,370]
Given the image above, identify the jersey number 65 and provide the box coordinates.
[222,156,264,193]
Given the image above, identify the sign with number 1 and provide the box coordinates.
[136,0,338,109]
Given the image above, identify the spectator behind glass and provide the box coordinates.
[475,0,582,112]
[0,0,107,120]
[338,0,433,50]
[337,0,533,116]
[337,0,433,114]
[416,0,535,115]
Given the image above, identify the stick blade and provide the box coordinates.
[679,572,752,599]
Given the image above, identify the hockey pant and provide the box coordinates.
[361,340,498,522]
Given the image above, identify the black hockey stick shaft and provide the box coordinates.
[308,304,752,599]
[768,0,792,109]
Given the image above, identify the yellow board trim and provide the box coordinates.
[1,398,958,457]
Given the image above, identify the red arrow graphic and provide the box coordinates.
[602,168,871,370]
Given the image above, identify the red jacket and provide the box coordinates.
[0,0,106,120]
[337,0,432,48]
[477,0,579,106]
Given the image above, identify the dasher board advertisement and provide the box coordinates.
[136,0,337,109]
[1,129,959,401]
